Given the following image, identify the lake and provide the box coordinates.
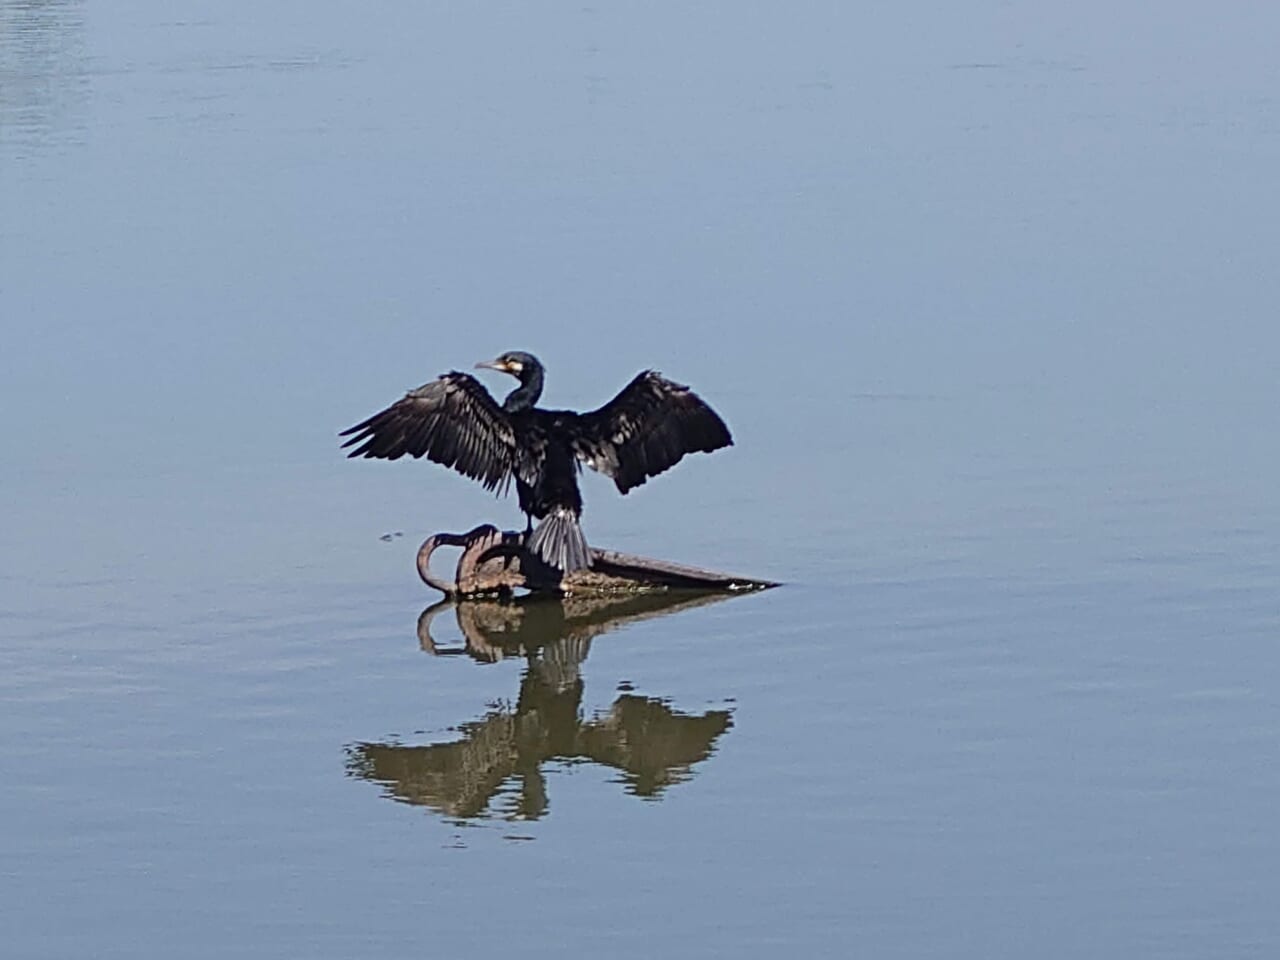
[3,2,1279,957]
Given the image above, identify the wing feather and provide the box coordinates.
[339,372,515,491]
[572,371,732,494]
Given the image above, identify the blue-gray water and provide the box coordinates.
[4,2,1280,957]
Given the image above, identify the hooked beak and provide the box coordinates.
[475,357,509,373]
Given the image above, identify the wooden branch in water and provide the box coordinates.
[416,524,778,599]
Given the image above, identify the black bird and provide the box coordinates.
[340,351,732,573]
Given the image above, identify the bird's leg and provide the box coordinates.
[523,514,533,541]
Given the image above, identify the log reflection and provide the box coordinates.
[345,593,737,822]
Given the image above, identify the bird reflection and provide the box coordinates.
[344,592,738,822]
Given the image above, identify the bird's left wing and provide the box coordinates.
[340,372,516,491]
[571,371,732,494]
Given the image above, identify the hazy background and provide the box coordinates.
[4,2,1279,957]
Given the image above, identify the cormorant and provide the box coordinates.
[340,351,732,573]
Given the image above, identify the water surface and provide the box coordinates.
[4,2,1280,957]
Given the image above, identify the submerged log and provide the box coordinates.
[416,524,778,599]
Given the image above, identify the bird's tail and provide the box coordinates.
[527,508,592,574]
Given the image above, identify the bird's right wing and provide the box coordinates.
[572,370,733,494]
[340,372,517,491]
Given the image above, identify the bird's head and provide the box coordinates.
[476,351,541,381]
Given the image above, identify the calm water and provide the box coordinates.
[4,2,1280,957]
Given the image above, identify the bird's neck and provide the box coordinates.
[503,368,543,413]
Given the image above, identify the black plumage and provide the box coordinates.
[340,351,732,574]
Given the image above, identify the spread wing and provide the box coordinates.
[572,371,732,494]
[339,372,516,491]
